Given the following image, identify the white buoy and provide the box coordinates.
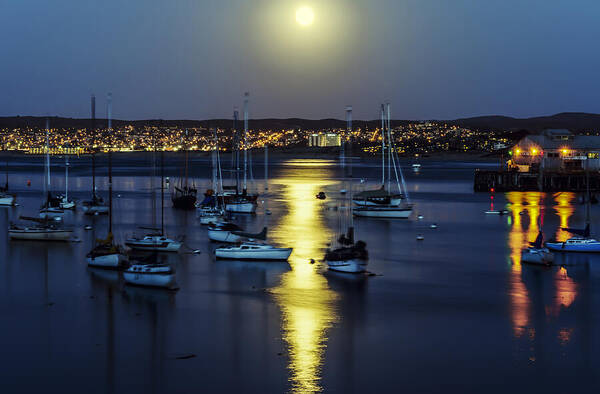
[417,215,424,220]
[416,234,424,241]
[430,224,438,229]
[84,225,93,230]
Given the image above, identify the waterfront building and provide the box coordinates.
[509,129,600,172]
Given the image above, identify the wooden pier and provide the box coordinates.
[474,169,600,192]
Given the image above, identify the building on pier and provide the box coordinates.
[508,129,600,172]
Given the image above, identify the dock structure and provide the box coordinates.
[474,169,600,192]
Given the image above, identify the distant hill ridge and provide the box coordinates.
[1,112,599,133]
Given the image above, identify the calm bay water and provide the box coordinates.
[1,154,599,393]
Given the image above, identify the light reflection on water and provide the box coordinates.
[506,191,582,349]
[269,160,338,393]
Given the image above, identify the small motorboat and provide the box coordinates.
[123,263,176,289]
[58,195,76,210]
[125,234,182,252]
[82,197,109,215]
[485,209,509,215]
[521,231,553,265]
[416,234,424,241]
[316,192,327,200]
[412,163,421,173]
[215,242,292,260]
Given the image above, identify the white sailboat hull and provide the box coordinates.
[125,241,181,252]
[0,195,15,206]
[225,202,256,213]
[9,229,73,241]
[87,253,127,268]
[546,240,600,253]
[123,271,176,288]
[353,206,412,218]
[521,248,554,265]
[215,248,292,260]
[327,258,368,273]
[208,229,245,243]
[353,198,403,207]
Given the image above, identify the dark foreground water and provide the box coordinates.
[1,154,600,393]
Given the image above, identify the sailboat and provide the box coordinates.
[82,94,109,216]
[123,256,177,289]
[87,93,128,268]
[546,162,600,253]
[125,150,181,252]
[0,158,16,206]
[353,103,413,219]
[171,130,197,210]
[9,216,73,241]
[325,173,368,273]
[521,231,553,265]
[197,129,224,224]
[223,93,258,214]
[58,153,75,209]
[39,120,65,221]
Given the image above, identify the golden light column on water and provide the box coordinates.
[269,159,338,393]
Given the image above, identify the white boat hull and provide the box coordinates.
[0,196,15,206]
[353,207,412,218]
[123,271,176,288]
[546,241,600,253]
[327,258,368,273]
[208,230,245,243]
[9,229,73,241]
[215,248,292,260]
[87,253,127,268]
[353,198,403,207]
[225,202,256,213]
[125,241,181,252]
[200,215,222,225]
[521,248,554,265]
[60,201,76,210]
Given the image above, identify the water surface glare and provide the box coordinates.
[0,155,599,393]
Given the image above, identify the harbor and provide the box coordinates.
[1,154,599,393]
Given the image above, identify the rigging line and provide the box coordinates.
[390,134,410,203]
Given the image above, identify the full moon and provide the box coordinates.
[296,6,315,26]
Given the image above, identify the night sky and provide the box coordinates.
[1,0,600,120]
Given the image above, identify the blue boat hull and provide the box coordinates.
[546,242,600,253]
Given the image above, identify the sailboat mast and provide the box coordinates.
[107,93,113,234]
[381,104,385,186]
[184,129,189,189]
[91,94,96,199]
[234,109,240,194]
[211,130,218,193]
[345,106,353,179]
[161,149,165,236]
[65,154,69,201]
[264,144,268,191]
[44,118,50,197]
[586,158,591,226]
[386,103,392,193]
[243,92,249,193]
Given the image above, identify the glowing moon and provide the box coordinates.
[296,6,315,26]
